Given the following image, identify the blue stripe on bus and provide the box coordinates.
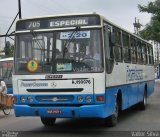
[14,80,155,118]
[14,104,110,118]
[105,80,155,110]
[14,94,102,105]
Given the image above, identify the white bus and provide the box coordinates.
[13,13,155,126]
[0,57,13,94]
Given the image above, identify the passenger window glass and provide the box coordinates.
[137,40,143,64]
[122,33,131,62]
[114,29,122,62]
[130,37,137,63]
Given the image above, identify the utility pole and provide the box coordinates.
[0,0,22,56]
[18,0,22,19]
[133,17,142,35]
[0,0,22,39]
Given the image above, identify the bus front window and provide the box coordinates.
[15,33,53,74]
[55,29,103,73]
[15,29,103,74]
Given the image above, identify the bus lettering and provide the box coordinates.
[28,21,40,29]
[126,66,143,82]
[50,19,88,27]
[72,80,91,84]
[20,82,48,87]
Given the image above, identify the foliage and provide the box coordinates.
[0,41,14,58]
[138,0,160,42]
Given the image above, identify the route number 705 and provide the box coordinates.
[28,21,40,29]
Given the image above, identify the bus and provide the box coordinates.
[0,57,13,94]
[13,13,155,126]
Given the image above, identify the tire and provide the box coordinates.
[104,101,119,127]
[41,117,56,126]
[138,90,147,110]
[2,106,11,115]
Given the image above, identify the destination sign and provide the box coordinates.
[50,19,88,27]
[16,15,101,31]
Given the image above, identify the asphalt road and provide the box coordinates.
[0,80,160,137]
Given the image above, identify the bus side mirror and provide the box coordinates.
[111,32,116,46]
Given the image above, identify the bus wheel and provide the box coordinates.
[138,90,147,110]
[40,117,56,126]
[104,101,119,127]
[2,106,11,115]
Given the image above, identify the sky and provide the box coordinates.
[0,0,155,48]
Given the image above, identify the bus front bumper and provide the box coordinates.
[14,104,110,118]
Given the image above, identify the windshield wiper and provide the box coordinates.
[62,26,81,58]
[30,30,44,50]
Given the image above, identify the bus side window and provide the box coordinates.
[149,46,154,65]
[0,65,3,78]
[122,32,131,63]
[114,29,123,62]
[151,47,154,65]
[137,40,143,64]
[104,24,114,74]
[130,37,137,64]
[142,43,147,65]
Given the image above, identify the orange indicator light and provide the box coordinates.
[96,96,104,102]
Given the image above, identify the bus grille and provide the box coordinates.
[27,88,83,92]
[35,95,74,102]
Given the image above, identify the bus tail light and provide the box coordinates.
[13,96,17,104]
[96,95,104,102]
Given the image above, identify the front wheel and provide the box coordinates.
[41,117,56,126]
[104,101,119,127]
[2,106,11,115]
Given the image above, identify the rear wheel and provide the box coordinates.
[41,117,56,126]
[104,101,119,127]
[138,90,147,110]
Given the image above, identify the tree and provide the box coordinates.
[138,0,160,42]
[5,41,11,56]
[4,41,14,57]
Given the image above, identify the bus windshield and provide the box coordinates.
[15,29,103,74]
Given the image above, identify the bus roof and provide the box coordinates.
[16,12,99,21]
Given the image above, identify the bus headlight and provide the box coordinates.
[77,96,83,103]
[27,96,33,103]
[20,96,26,103]
[86,96,92,103]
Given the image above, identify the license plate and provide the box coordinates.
[47,109,63,114]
